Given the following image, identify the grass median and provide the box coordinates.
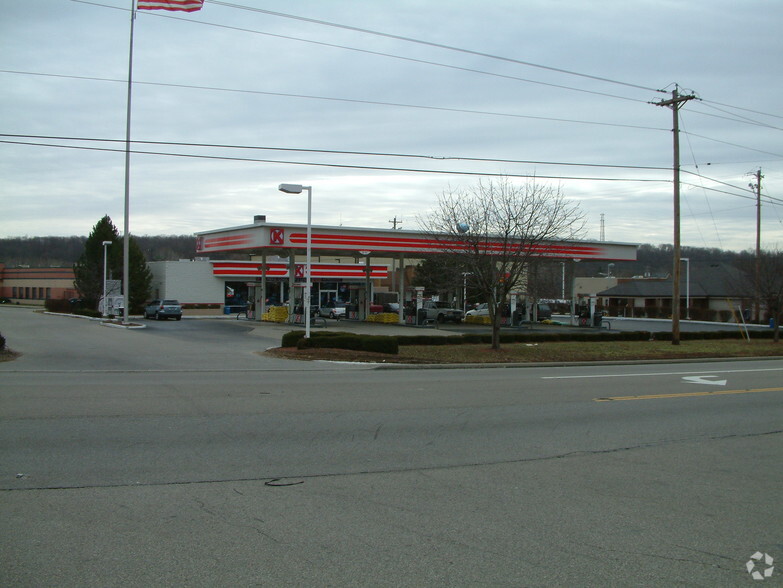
[266,338,782,364]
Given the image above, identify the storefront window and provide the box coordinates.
[224,281,249,306]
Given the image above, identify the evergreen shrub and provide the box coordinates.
[297,334,399,355]
[45,298,72,313]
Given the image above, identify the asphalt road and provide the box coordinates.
[1,307,781,587]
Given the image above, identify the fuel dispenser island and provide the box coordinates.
[575,294,603,327]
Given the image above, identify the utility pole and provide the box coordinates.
[389,216,403,230]
[750,169,763,323]
[654,86,697,345]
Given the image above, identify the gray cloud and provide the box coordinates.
[1,0,781,252]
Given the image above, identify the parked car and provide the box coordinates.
[144,299,182,320]
[465,303,489,317]
[318,300,347,319]
[466,302,552,321]
[535,303,553,320]
[420,300,463,323]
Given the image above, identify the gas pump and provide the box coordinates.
[576,294,602,327]
[357,288,366,321]
[414,286,425,325]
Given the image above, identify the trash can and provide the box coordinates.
[593,312,603,327]
[417,308,427,325]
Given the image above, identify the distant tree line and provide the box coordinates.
[0,234,205,267]
[414,243,760,302]
[576,243,757,280]
[1,235,757,275]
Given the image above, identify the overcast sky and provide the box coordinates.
[1,0,782,252]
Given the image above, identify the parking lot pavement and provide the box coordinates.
[247,317,461,338]
[586,315,773,333]
[179,312,775,338]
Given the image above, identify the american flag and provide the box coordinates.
[137,0,204,11]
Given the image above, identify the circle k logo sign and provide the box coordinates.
[746,552,774,581]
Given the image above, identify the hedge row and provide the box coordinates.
[652,329,774,341]
[282,330,399,355]
[281,328,775,354]
[73,308,102,318]
[396,331,651,346]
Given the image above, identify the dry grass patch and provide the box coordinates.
[266,339,782,364]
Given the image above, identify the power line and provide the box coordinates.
[700,98,783,121]
[682,131,783,159]
[122,4,657,104]
[687,104,783,131]
[0,138,672,183]
[6,134,782,206]
[700,102,783,129]
[681,116,723,247]
[0,133,673,171]
[207,1,664,94]
[8,136,783,209]
[66,1,783,139]
[0,69,666,132]
[72,0,783,124]
[679,180,781,205]
[0,133,674,172]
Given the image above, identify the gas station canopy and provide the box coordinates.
[196,220,637,261]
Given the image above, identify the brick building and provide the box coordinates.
[0,263,78,305]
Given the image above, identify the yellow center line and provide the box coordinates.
[594,387,783,402]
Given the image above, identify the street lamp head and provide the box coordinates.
[278,183,304,194]
[102,241,112,246]
[456,222,469,234]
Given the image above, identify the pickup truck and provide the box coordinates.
[420,300,463,324]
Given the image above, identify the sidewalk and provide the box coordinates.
[229,313,774,339]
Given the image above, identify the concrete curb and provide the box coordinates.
[369,354,783,370]
[43,311,146,329]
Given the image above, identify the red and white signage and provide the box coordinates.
[196,222,637,261]
[210,261,388,279]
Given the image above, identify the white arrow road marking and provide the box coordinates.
[682,375,727,386]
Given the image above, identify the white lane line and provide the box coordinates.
[542,367,783,380]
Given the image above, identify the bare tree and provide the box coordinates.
[757,248,783,343]
[420,178,585,349]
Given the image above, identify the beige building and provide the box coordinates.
[0,263,78,305]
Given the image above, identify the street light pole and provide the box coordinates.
[279,183,312,339]
[681,257,690,319]
[102,240,112,317]
[461,272,471,315]
[570,258,581,326]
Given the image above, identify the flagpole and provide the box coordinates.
[122,2,136,325]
